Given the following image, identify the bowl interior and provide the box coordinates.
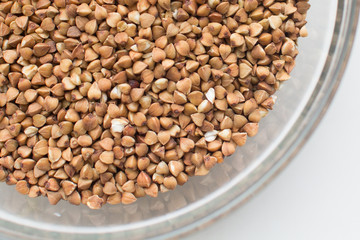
[0,1,339,239]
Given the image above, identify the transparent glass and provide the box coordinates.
[0,1,359,239]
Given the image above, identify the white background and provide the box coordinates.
[186,19,360,240]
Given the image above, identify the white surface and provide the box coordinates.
[186,20,360,240]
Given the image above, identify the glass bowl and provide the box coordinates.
[0,1,359,239]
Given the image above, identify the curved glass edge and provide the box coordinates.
[164,0,360,239]
[0,1,358,239]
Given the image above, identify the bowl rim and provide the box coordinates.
[0,1,359,239]
[171,1,360,239]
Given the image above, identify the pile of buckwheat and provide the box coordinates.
[0,0,310,209]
